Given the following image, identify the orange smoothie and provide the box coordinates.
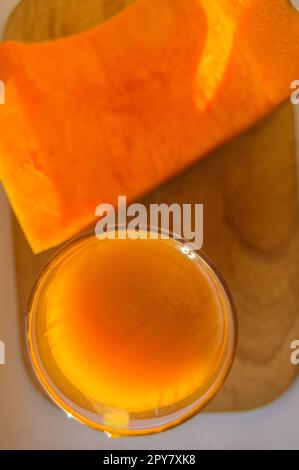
[27,232,236,435]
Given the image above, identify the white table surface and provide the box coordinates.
[1,0,299,450]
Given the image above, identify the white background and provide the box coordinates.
[0,0,299,450]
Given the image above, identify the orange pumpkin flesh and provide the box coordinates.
[0,0,298,253]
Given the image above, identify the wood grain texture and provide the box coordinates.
[6,0,299,411]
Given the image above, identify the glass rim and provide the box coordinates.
[25,226,238,437]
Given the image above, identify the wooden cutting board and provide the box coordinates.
[5,0,299,412]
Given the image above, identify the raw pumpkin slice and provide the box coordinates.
[0,0,299,253]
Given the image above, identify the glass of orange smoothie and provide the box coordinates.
[26,228,237,436]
